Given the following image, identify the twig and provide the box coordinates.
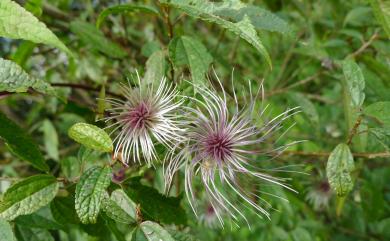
[347,114,363,145]
[348,30,379,59]
[266,72,321,97]
[280,150,390,159]
[51,83,123,98]
[161,5,176,82]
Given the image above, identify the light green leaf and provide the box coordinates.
[96,4,159,28]
[169,36,212,84]
[0,111,49,172]
[0,0,70,54]
[143,50,166,84]
[0,58,55,94]
[326,143,355,196]
[0,175,59,221]
[342,59,365,108]
[70,20,127,58]
[102,189,137,224]
[369,0,390,38]
[288,92,319,126]
[161,0,272,68]
[39,119,59,161]
[68,123,113,152]
[0,218,16,241]
[75,166,112,224]
[214,0,291,35]
[365,101,390,126]
[140,221,175,241]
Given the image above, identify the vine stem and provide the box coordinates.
[280,150,390,159]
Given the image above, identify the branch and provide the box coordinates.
[280,150,390,159]
[348,30,379,59]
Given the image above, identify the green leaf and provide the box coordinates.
[75,166,112,224]
[0,0,70,54]
[214,0,291,35]
[50,196,79,225]
[15,207,64,230]
[369,0,390,38]
[143,50,166,84]
[125,177,187,225]
[39,119,59,161]
[342,59,365,109]
[96,4,159,28]
[288,92,319,126]
[161,0,272,68]
[326,143,355,196]
[10,41,36,67]
[140,221,175,241]
[0,218,16,241]
[365,101,390,126]
[169,36,212,84]
[68,123,113,152]
[0,58,55,94]
[0,175,59,220]
[70,20,127,58]
[15,226,54,241]
[0,111,49,172]
[102,189,137,224]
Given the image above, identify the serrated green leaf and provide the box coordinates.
[50,196,79,225]
[102,189,136,224]
[0,111,49,172]
[365,101,390,126]
[0,58,55,94]
[144,50,166,84]
[140,221,175,241]
[161,0,272,68]
[0,175,59,220]
[96,4,159,28]
[125,177,187,225]
[169,36,212,84]
[0,218,16,241]
[68,123,113,152]
[342,60,365,108]
[39,119,59,161]
[70,20,126,58]
[15,225,54,241]
[75,166,112,224]
[326,143,355,196]
[0,0,70,54]
[213,0,291,35]
[369,0,390,38]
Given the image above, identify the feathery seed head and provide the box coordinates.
[164,73,300,227]
[104,72,184,166]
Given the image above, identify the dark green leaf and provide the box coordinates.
[15,207,64,230]
[0,111,49,171]
[70,20,127,58]
[50,196,79,225]
[15,225,54,241]
[125,177,187,225]
[96,4,159,28]
[102,189,137,224]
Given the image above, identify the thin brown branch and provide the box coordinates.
[348,30,379,59]
[51,83,123,98]
[347,114,363,145]
[280,150,390,159]
[266,72,321,97]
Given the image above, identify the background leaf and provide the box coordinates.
[369,0,390,38]
[140,221,175,241]
[364,101,390,126]
[0,111,49,172]
[102,189,137,224]
[39,119,59,161]
[0,218,16,241]
[0,175,59,220]
[70,20,127,59]
[143,50,166,84]
[169,36,212,84]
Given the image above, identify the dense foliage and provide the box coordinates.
[0,0,390,240]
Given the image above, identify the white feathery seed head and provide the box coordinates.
[164,71,301,227]
[103,72,185,166]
